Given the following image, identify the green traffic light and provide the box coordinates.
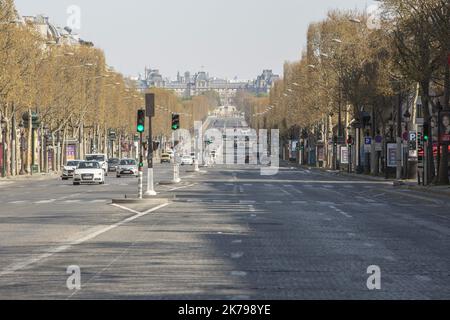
[137,124,144,133]
[172,124,179,130]
[424,135,429,142]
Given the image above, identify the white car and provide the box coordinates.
[62,160,83,180]
[180,155,194,166]
[73,161,105,185]
[116,159,139,178]
[85,154,108,175]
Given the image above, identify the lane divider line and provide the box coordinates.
[0,203,170,278]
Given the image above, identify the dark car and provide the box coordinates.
[108,158,120,172]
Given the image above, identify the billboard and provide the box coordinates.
[440,111,450,143]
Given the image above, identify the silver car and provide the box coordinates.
[116,159,139,178]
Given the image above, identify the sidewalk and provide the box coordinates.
[0,172,60,183]
[280,160,450,198]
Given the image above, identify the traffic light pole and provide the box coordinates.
[145,94,157,196]
[138,132,144,199]
[145,114,157,196]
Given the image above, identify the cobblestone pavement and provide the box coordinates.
[0,163,449,299]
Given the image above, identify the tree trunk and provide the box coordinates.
[420,81,435,184]
[438,61,450,185]
[51,132,56,172]
[5,117,11,177]
[26,109,32,174]
[61,128,67,168]
[11,113,16,176]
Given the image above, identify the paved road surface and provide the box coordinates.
[0,162,449,299]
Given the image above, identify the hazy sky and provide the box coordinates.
[15,0,376,80]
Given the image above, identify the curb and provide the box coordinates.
[158,180,181,185]
[280,160,450,197]
[0,173,61,182]
[111,196,173,204]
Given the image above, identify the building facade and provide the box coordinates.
[138,68,280,104]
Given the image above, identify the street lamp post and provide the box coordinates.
[403,109,411,179]
[396,90,403,181]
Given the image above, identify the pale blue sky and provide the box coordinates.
[15,0,375,80]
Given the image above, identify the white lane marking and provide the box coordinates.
[318,201,334,205]
[265,201,282,204]
[292,201,307,204]
[8,200,27,204]
[64,200,80,203]
[232,240,242,244]
[34,199,56,204]
[0,203,169,278]
[239,186,244,193]
[243,184,253,186]
[168,183,196,191]
[240,200,256,204]
[213,200,231,203]
[231,252,244,259]
[231,271,247,277]
[329,205,352,218]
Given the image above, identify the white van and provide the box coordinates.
[85,154,108,175]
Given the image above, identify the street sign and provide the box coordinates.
[364,137,372,153]
[387,143,397,167]
[375,143,382,152]
[375,135,383,143]
[145,93,155,117]
[340,146,349,164]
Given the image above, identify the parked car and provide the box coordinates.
[161,153,171,164]
[180,155,194,166]
[108,158,120,172]
[116,159,138,178]
[85,154,108,175]
[62,160,83,180]
[73,161,105,185]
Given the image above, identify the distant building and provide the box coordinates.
[251,70,280,95]
[22,14,92,47]
[138,68,279,104]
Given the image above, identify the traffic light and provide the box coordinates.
[423,123,429,142]
[333,135,338,146]
[171,114,180,131]
[137,110,145,133]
